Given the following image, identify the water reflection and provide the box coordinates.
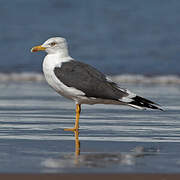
[42,131,160,170]
[74,130,80,156]
[74,130,80,165]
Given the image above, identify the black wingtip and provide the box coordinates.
[157,106,165,112]
[152,105,164,111]
[130,96,164,111]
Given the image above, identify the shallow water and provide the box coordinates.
[0,82,180,173]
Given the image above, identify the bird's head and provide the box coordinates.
[31,37,68,56]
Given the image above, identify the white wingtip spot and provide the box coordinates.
[119,89,136,103]
[129,104,145,110]
[121,97,133,103]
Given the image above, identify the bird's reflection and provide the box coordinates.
[42,131,159,170]
[74,130,80,165]
[74,130,80,156]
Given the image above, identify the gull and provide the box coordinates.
[31,37,163,132]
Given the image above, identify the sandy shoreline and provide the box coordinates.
[0,82,180,173]
[1,174,180,180]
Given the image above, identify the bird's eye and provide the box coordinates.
[50,42,56,46]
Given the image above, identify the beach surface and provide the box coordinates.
[0,82,180,173]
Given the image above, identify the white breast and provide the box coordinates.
[42,54,85,101]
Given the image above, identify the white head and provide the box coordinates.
[31,37,69,57]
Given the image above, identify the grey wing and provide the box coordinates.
[54,60,128,100]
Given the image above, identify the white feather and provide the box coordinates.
[128,104,145,110]
[119,88,136,103]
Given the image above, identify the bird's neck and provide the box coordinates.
[44,51,73,67]
[57,48,69,58]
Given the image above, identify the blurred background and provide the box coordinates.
[0,0,180,75]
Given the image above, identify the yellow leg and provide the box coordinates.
[64,104,81,132]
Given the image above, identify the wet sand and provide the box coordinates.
[1,174,180,180]
[0,82,180,174]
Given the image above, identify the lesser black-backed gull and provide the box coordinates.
[31,37,163,133]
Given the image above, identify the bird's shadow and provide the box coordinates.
[41,130,160,170]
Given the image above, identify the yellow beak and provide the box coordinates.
[31,45,46,52]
